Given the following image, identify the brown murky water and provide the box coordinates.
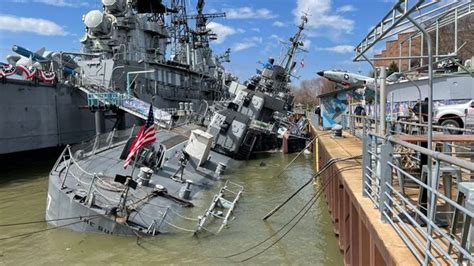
[0,149,343,265]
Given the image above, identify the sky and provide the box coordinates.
[0,0,403,84]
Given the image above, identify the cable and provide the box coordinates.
[263,155,362,220]
[0,214,101,227]
[238,166,361,263]
[272,132,332,179]
[223,164,361,259]
[0,216,99,241]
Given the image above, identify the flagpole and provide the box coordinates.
[130,147,142,178]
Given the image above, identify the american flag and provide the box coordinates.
[123,103,156,169]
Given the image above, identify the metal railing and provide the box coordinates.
[362,132,474,264]
[344,113,474,138]
[87,92,127,108]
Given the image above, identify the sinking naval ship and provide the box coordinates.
[206,14,310,159]
[45,14,310,237]
[0,0,233,155]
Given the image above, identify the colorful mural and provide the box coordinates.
[320,89,375,128]
[320,88,471,128]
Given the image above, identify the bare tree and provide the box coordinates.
[292,77,336,107]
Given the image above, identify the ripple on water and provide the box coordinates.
[0,152,343,265]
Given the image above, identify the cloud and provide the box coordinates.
[251,27,260,32]
[293,0,355,36]
[0,15,68,36]
[233,37,263,52]
[316,45,354,53]
[272,21,287,27]
[9,0,90,7]
[207,22,237,44]
[302,40,311,50]
[224,7,277,19]
[336,5,356,13]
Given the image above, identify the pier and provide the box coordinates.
[307,1,474,264]
[310,121,417,265]
[309,113,474,264]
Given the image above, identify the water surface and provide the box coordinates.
[0,150,343,265]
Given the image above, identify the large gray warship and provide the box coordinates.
[206,14,310,159]
[45,14,310,236]
[0,0,233,155]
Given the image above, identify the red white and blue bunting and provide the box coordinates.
[0,64,56,83]
[0,64,17,78]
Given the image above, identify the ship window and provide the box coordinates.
[175,73,181,86]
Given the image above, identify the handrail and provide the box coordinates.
[387,134,474,171]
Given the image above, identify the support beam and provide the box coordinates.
[95,111,106,135]
[379,67,387,135]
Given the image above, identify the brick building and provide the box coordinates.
[374,13,474,72]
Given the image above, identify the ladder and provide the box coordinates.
[195,181,244,234]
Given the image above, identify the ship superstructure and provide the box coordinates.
[0,0,235,155]
[206,15,309,159]
[78,0,232,107]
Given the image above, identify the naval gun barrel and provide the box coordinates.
[12,45,48,62]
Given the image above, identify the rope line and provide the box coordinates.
[0,216,100,241]
[0,214,101,227]
[223,164,361,260]
[263,155,362,220]
[273,132,332,179]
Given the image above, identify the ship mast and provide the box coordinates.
[280,14,308,73]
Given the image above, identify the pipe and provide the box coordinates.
[405,14,433,154]
[401,74,423,128]
[362,54,378,133]
[380,67,387,134]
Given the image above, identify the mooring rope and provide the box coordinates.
[0,214,101,227]
[272,131,332,179]
[263,155,362,220]
[223,164,361,262]
[0,215,101,241]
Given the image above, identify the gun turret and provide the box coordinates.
[84,10,112,35]
[102,0,126,14]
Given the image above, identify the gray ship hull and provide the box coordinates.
[46,170,137,236]
[46,126,238,236]
[0,80,123,155]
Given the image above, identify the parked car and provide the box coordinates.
[433,100,473,133]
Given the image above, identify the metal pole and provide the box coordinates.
[362,54,378,133]
[435,20,439,62]
[408,38,412,71]
[454,8,458,53]
[405,13,434,266]
[402,74,423,130]
[390,92,394,126]
[399,43,403,72]
[405,15,434,151]
[380,67,387,135]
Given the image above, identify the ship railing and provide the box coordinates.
[54,126,140,190]
[87,92,127,108]
[363,132,474,264]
